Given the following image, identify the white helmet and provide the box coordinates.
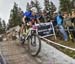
[30,7,37,13]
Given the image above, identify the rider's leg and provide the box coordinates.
[19,24,25,44]
[20,24,24,33]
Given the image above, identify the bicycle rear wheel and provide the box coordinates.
[28,34,41,56]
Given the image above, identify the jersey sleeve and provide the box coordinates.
[23,11,31,17]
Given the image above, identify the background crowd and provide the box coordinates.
[0,0,75,42]
[39,9,75,42]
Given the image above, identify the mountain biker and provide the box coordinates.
[20,7,40,34]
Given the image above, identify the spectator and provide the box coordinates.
[39,11,46,23]
[63,12,72,28]
[71,10,75,41]
[54,12,68,41]
[53,12,58,26]
[63,12,73,41]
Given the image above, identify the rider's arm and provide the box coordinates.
[36,18,40,24]
[22,16,26,24]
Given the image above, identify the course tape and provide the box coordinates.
[40,36,75,51]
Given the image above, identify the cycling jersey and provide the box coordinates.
[23,11,39,22]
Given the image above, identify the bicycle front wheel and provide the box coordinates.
[28,34,41,56]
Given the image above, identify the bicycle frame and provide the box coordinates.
[24,24,38,41]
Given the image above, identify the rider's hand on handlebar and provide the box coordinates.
[27,23,30,26]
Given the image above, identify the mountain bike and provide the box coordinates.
[19,23,41,56]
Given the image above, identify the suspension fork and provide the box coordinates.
[30,29,37,45]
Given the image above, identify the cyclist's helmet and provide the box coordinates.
[30,7,37,13]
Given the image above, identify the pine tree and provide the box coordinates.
[8,2,23,28]
[29,0,41,13]
[35,0,41,13]
[49,2,56,19]
[8,2,18,28]
[0,18,5,34]
[31,0,35,7]
[44,0,56,13]
[17,7,23,26]
[44,0,56,21]
[59,0,71,13]
[0,18,2,30]
[0,20,2,34]
[26,2,31,11]
[44,0,51,12]
[50,2,56,13]
[71,0,75,9]
[2,20,6,30]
